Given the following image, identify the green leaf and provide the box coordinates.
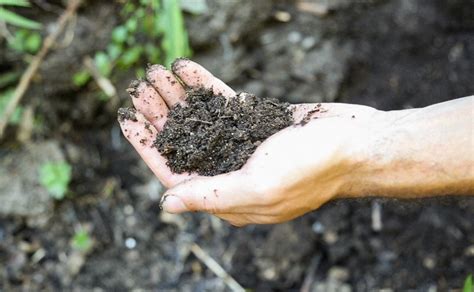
[72,229,93,252]
[464,275,473,292]
[159,0,192,67]
[112,25,128,44]
[145,43,160,63]
[24,31,41,53]
[97,92,110,102]
[0,71,20,88]
[125,18,137,33]
[0,0,31,7]
[72,70,91,87]
[94,52,111,76]
[122,2,135,15]
[118,46,142,68]
[0,7,41,29]
[39,162,72,200]
[0,89,23,125]
[107,43,122,60]
[7,29,41,53]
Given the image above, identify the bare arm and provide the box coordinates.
[346,96,474,198]
[119,59,473,226]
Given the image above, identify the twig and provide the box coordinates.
[190,243,245,292]
[16,104,34,143]
[0,0,82,139]
[300,254,322,292]
[83,56,118,99]
[0,20,14,42]
[55,13,77,49]
[371,201,383,232]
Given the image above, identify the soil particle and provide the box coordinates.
[154,88,293,176]
[126,80,141,98]
[117,107,138,122]
[298,103,324,126]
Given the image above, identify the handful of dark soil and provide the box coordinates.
[155,88,293,176]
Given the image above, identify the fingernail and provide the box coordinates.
[171,57,189,73]
[160,195,188,214]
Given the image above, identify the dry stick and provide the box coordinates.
[83,56,118,100]
[300,254,322,292]
[0,0,82,139]
[190,243,245,292]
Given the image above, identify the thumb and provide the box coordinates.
[160,171,245,214]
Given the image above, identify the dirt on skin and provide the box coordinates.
[154,88,293,176]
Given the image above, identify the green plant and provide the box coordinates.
[159,0,191,66]
[72,70,91,87]
[0,0,41,29]
[0,88,23,125]
[72,0,191,88]
[39,162,72,200]
[7,28,42,54]
[464,274,473,292]
[72,229,93,252]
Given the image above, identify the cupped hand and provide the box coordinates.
[118,59,380,226]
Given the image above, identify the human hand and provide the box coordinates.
[118,59,380,226]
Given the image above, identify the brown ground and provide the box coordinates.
[1,0,473,291]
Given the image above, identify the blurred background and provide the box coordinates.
[0,0,473,291]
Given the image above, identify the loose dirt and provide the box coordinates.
[154,88,293,176]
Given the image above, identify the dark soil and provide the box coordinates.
[154,88,293,176]
[1,0,473,291]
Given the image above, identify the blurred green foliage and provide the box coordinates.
[73,0,191,88]
[72,229,93,252]
[39,162,72,200]
[7,28,42,53]
[0,89,23,125]
[160,0,191,66]
[464,275,473,292]
[0,0,41,29]
[0,1,42,126]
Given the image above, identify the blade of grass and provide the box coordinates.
[159,0,191,67]
[0,7,41,29]
[464,275,473,292]
[0,0,31,7]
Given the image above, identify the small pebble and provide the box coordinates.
[288,31,302,44]
[124,205,134,215]
[302,36,317,50]
[125,237,137,249]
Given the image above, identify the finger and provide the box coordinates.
[127,80,168,131]
[171,58,236,98]
[146,64,187,107]
[117,108,197,188]
[160,171,254,214]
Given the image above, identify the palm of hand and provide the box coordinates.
[119,59,377,226]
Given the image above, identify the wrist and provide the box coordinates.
[338,109,412,198]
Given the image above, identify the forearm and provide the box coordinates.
[346,96,474,198]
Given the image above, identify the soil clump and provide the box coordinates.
[154,88,293,176]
